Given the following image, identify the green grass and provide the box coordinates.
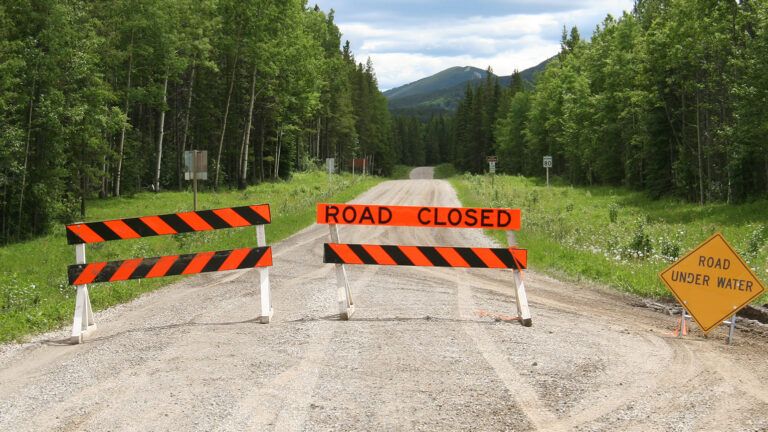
[451,173,768,304]
[0,170,382,342]
[391,165,414,179]
[433,163,457,179]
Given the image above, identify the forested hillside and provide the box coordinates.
[384,60,550,119]
[0,0,393,244]
[397,0,768,204]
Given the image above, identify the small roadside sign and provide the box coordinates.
[659,233,766,333]
[184,150,207,210]
[326,158,335,175]
[489,161,496,174]
[184,150,208,180]
[543,156,552,168]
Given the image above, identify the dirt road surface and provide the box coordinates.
[2,167,767,431]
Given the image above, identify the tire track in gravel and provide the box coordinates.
[225,265,383,432]
[455,269,561,431]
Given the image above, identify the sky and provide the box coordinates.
[312,1,636,90]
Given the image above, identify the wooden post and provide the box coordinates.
[329,224,354,319]
[71,242,96,343]
[257,224,272,323]
[507,231,532,326]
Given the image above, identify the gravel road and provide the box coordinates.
[1,167,767,431]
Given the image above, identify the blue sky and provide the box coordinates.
[311,1,636,90]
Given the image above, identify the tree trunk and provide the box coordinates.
[100,153,108,198]
[115,32,133,197]
[17,79,35,237]
[238,64,258,189]
[259,120,265,182]
[315,116,321,159]
[764,151,768,193]
[154,74,169,192]
[2,182,7,243]
[696,90,704,206]
[179,63,195,189]
[80,172,87,218]
[274,128,282,180]
[215,53,240,190]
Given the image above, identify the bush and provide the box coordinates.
[608,203,619,223]
[626,221,653,259]
[747,224,767,258]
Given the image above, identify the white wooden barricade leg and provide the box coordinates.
[71,243,96,344]
[257,224,273,324]
[507,231,532,326]
[329,224,354,319]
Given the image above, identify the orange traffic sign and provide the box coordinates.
[316,204,521,230]
[659,233,766,333]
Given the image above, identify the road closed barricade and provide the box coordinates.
[317,204,531,325]
[65,205,274,343]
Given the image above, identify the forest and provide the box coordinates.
[0,0,394,244]
[394,0,768,204]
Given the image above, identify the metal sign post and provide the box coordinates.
[543,156,552,187]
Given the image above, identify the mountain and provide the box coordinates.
[384,66,490,101]
[384,58,552,118]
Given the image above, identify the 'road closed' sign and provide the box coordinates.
[316,204,521,230]
[659,233,765,333]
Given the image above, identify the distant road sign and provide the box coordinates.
[659,233,766,332]
[489,161,496,174]
[326,158,335,174]
[543,156,552,168]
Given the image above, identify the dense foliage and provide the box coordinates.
[432,0,768,204]
[0,0,393,243]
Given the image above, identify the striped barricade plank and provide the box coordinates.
[66,204,271,245]
[317,204,520,230]
[68,246,272,285]
[323,243,527,270]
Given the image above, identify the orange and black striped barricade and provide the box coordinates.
[65,204,273,343]
[316,204,532,326]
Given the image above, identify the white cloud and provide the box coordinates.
[314,1,636,90]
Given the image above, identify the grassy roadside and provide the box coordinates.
[451,172,768,304]
[0,171,382,343]
[391,165,414,179]
[433,163,457,179]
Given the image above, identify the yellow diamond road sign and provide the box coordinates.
[659,233,766,333]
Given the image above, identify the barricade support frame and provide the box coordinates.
[71,242,96,343]
[507,231,532,326]
[330,224,355,319]
[319,203,532,326]
[67,205,273,344]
